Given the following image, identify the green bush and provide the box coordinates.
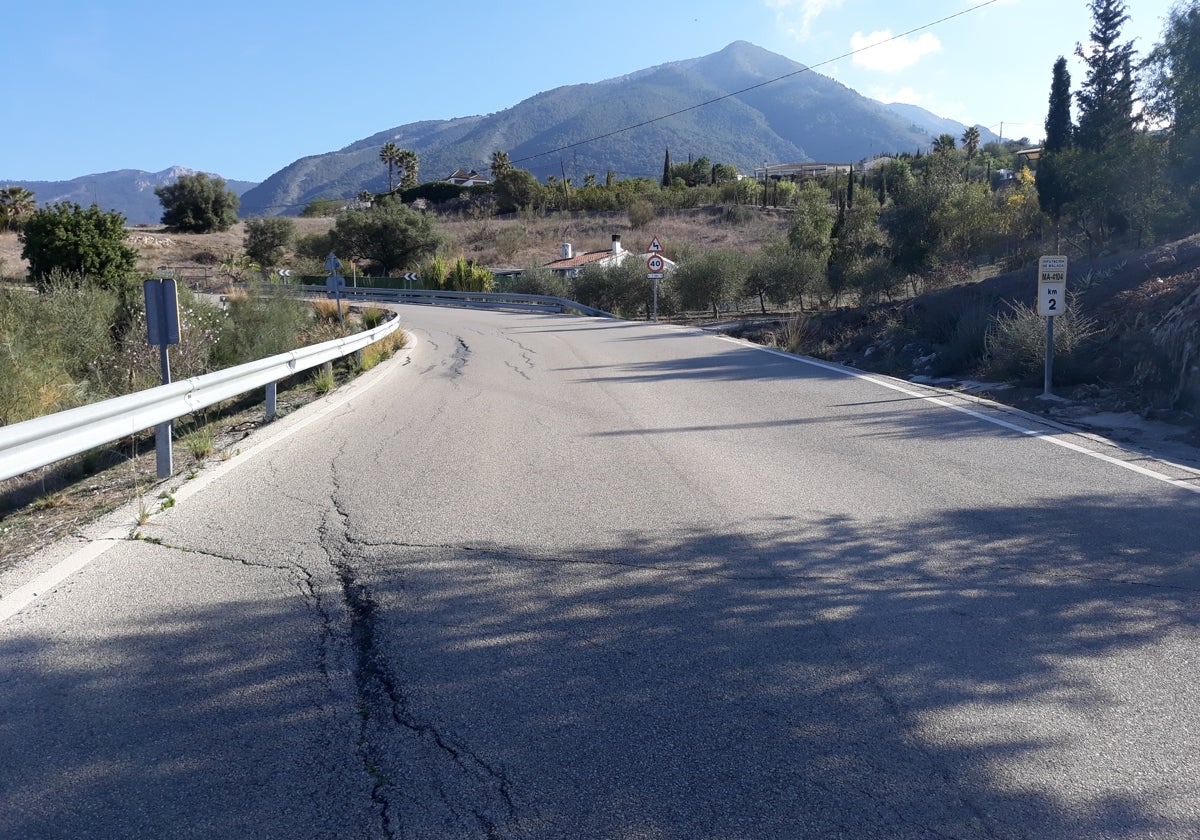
[212,289,312,368]
[628,199,657,229]
[20,203,137,290]
[244,217,296,268]
[982,296,1101,382]
[507,264,570,298]
[155,173,239,233]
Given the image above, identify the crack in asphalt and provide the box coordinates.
[449,338,471,378]
[322,455,516,838]
[503,361,530,380]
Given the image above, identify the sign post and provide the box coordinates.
[324,252,346,326]
[647,236,664,322]
[144,277,181,477]
[1037,255,1068,397]
[646,253,665,322]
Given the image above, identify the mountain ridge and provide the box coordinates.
[6,42,1002,222]
[1,167,258,226]
[239,41,996,216]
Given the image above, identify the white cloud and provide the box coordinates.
[767,0,844,42]
[850,30,942,72]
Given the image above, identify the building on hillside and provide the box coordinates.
[545,235,678,279]
[445,169,491,186]
[753,162,854,182]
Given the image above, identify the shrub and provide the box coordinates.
[507,264,570,297]
[311,299,343,323]
[359,306,388,329]
[212,289,312,367]
[20,203,137,289]
[628,199,657,229]
[244,217,296,268]
[444,257,495,292]
[931,298,994,375]
[982,295,1101,382]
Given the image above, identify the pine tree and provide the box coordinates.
[1075,0,1136,152]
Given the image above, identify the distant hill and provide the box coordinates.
[880,103,1004,147]
[0,167,258,226]
[240,41,984,217]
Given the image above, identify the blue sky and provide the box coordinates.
[3,0,1177,183]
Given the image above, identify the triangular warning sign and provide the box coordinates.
[648,236,663,253]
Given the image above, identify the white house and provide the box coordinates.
[545,235,678,279]
[445,168,491,187]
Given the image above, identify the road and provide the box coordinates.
[2,305,1200,839]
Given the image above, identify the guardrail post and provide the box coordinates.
[265,381,277,421]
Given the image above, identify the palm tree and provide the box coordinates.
[960,126,982,181]
[490,150,512,180]
[396,149,419,190]
[0,186,36,231]
[931,133,957,155]
[379,142,400,192]
[961,126,981,160]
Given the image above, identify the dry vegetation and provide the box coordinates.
[1,207,789,282]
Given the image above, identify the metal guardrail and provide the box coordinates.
[0,314,401,483]
[287,285,615,318]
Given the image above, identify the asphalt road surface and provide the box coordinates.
[3,305,1199,839]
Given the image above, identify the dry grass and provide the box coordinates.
[438,207,792,269]
[1,208,787,282]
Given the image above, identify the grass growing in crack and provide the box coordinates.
[135,495,153,525]
[157,491,176,510]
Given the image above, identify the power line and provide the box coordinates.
[511,0,1002,167]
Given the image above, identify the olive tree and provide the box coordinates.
[331,199,441,275]
[243,217,296,268]
[155,172,239,233]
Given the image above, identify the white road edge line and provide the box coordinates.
[0,333,420,625]
[720,336,1200,495]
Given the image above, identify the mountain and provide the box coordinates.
[240,41,979,217]
[880,103,1003,146]
[0,167,258,226]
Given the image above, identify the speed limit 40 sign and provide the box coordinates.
[1038,255,1068,316]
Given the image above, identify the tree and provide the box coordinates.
[931,133,958,155]
[744,241,822,311]
[1037,56,1076,225]
[490,150,513,180]
[0,186,36,231]
[155,173,239,232]
[662,147,671,188]
[331,198,441,275]
[19,202,137,289]
[494,168,542,212]
[961,126,981,162]
[960,127,982,181]
[787,180,836,262]
[1075,0,1137,153]
[243,217,296,269]
[380,142,401,192]
[396,149,419,190]
[1143,0,1200,212]
[674,250,747,318]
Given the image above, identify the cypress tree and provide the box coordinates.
[1075,0,1136,152]
[662,147,671,188]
